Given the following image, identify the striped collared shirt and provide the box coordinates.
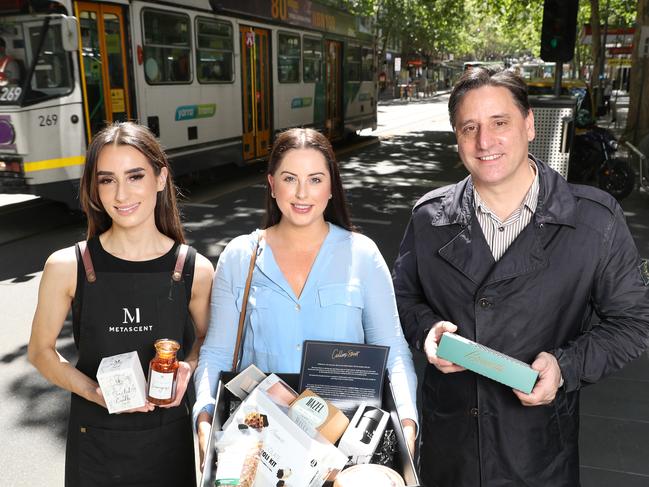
[474,163,539,262]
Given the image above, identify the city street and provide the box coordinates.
[1,95,648,486]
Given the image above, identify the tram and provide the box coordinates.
[0,0,377,207]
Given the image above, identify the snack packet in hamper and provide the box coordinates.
[214,435,263,487]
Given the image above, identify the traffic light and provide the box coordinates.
[540,0,579,62]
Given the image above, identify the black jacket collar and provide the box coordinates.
[416,155,577,229]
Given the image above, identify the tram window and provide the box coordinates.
[303,37,322,83]
[142,10,191,84]
[195,18,233,83]
[361,46,374,81]
[26,23,73,97]
[347,44,361,82]
[278,32,300,83]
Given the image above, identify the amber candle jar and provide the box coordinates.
[147,338,180,405]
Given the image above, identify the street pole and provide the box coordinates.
[597,0,610,113]
[554,61,563,97]
[633,53,647,145]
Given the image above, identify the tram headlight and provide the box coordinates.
[0,159,22,174]
[0,118,15,145]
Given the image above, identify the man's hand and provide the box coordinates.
[197,411,213,472]
[423,321,466,373]
[513,352,562,406]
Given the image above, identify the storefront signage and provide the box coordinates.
[210,0,372,40]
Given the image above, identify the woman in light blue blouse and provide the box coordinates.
[194,128,418,463]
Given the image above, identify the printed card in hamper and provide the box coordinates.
[215,375,348,487]
[436,332,539,394]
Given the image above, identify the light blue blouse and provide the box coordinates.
[193,223,418,426]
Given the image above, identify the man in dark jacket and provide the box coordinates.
[393,67,649,487]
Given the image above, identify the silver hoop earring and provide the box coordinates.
[329,194,333,200]
[271,192,276,198]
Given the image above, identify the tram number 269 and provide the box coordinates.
[271,0,288,20]
[0,86,22,101]
[38,114,58,126]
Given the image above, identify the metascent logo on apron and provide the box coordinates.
[107,307,156,333]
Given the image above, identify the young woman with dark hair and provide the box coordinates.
[28,122,213,486]
[78,122,186,241]
[193,127,418,465]
[262,128,353,230]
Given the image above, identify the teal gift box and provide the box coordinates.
[437,332,539,394]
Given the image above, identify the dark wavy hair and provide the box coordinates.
[448,67,531,128]
[263,128,353,231]
[79,122,185,242]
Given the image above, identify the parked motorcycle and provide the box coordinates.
[568,112,636,200]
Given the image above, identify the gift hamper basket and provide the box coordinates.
[200,372,420,487]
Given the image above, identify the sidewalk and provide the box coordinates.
[378,89,452,107]
[599,90,629,137]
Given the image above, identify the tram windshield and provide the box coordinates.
[0,15,74,106]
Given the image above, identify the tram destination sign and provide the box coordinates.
[210,0,373,40]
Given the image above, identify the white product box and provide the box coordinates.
[225,364,268,401]
[96,351,147,414]
[338,403,390,464]
[216,376,348,487]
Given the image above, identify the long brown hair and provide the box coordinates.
[263,128,353,231]
[79,122,185,242]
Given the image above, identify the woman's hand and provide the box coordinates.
[93,386,155,413]
[401,418,417,457]
[158,361,192,408]
[197,411,213,472]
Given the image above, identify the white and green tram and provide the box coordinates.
[0,0,377,206]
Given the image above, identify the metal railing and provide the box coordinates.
[625,141,648,191]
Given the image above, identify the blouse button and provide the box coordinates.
[296,344,302,350]
[295,304,301,311]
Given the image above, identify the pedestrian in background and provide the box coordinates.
[28,122,213,486]
[194,127,418,466]
[393,67,649,486]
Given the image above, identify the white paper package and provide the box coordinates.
[216,375,348,487]
[96,351,147,414]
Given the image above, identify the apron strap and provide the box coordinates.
[172,244,189,282]
[77,240,96,283]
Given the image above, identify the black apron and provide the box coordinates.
[65,243,196,487]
